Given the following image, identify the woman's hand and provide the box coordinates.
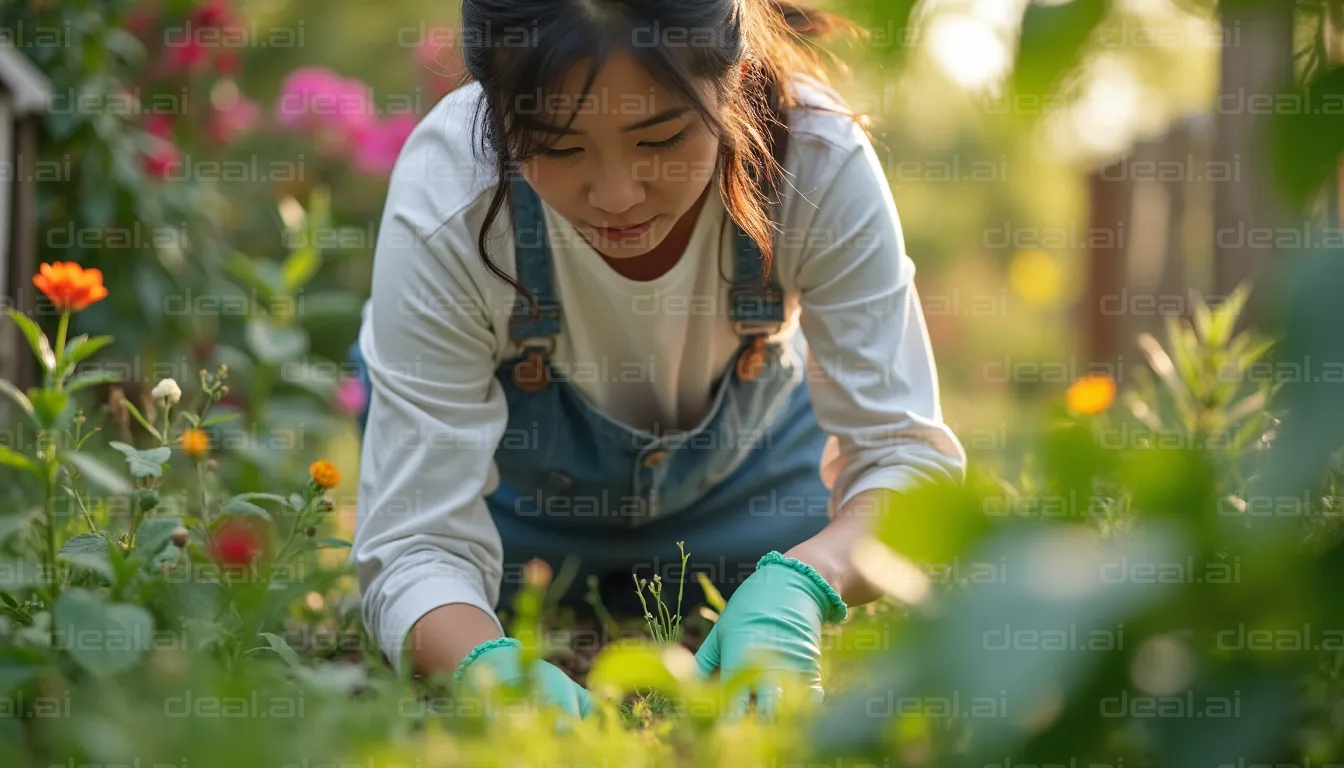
[692,551,848,716]
[455,638,593,719]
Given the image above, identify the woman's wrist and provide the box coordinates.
[453,637,521,689]
[406,603,506,680]
[758,551,848,623]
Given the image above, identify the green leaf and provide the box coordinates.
[219,497,272,522]
[314,538,352,549]
[293,662,367,694]
[0,379,34,416]
[232,492,292,507]
[59,552,115,583]
[7,310,54,371]
[695,571,726,613]
[0,446,38,474]
[255,632,303,668]
[103,28,145,64]
[27,388,72,430]
[52,589,153,679]
[200,412,240,428]
[281,247,321,292]
[587,645,684,701]
[224,252,279,305]
[1207,283,1250,350]
[1274,65,1344,206]
[0,510,37,546]
[62,335,115,371]
[0,658,40,697]
[60,533,109,557]
[133,516,182,558]
[288,493,306,512]
[108,441,171,479]
[120,401,162,442]
[294,292,364,324]
[63,452,135,495]
[1012,0,1108,98]
[246,318,309,365]
[66,369,121,394]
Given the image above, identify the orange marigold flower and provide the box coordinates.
[309,460,341,489]
[33,262,108,313]
[180,428,210,459]
[1065,374,1117,415]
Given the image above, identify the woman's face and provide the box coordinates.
[518,47,722,259]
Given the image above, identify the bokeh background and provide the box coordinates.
[4,0,1344,765]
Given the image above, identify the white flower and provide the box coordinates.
[151,378,182,406]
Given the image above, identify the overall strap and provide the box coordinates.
[729,220,784,338]
[508,177,563,348]
[728,167,785,382]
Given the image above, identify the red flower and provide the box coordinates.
[216,50,241,75]
[141,141,180,178]
[144,114,174,138]
[211,520,266,566]
[166,39,209,71]
[190,0,233,28]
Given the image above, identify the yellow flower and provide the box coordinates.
[309,460,341,489]
[33,261,108,313]
[1065,374,1116,415]
[180,428,210,459]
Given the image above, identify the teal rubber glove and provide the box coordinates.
[693,551,848,716]
[454,638,593,718]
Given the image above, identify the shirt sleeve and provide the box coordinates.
[351,202,509,675]
[789,127,967,511]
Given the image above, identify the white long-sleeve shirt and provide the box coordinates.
[352,81,967,673]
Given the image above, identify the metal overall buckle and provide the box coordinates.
[733,320,782,382]
[512,337,555,392]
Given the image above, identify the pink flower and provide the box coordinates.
[141,141,180,179]
[274,67,377,155]
[144,114,174,139]
[140,116,180,178]
[190,0,234,28]
[352,114,418,176]
[208,95,259,145]
[334,378,368,416]
[165,38,210,72]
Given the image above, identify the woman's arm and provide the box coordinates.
[780,119,968,604]
[351,179,512,678]
[406,604,506,678]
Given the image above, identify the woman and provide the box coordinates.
[349,0,965,718]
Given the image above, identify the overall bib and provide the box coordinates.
[351,179,833,616]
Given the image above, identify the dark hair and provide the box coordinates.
[456,0,858,311]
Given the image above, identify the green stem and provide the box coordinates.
[275,486,312,563]
[43,452,59,600]
[69,484,98,534]
[197,461,211,522]
[53,312,69,386]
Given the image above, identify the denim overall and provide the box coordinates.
[351,179,832,615]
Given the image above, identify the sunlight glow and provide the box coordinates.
[926,13,1013,90]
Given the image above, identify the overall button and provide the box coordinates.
[736,336,769,382]
[642,449,667,468]
[513,351,550,392]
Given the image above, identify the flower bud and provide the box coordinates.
[170,527,189,547]
[305,526,317,538]
[151,378,182,406]
[523,558,553,588]
[138,490,160,512]
[204,459,219,472]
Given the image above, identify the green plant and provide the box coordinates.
[632,541,691,646]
